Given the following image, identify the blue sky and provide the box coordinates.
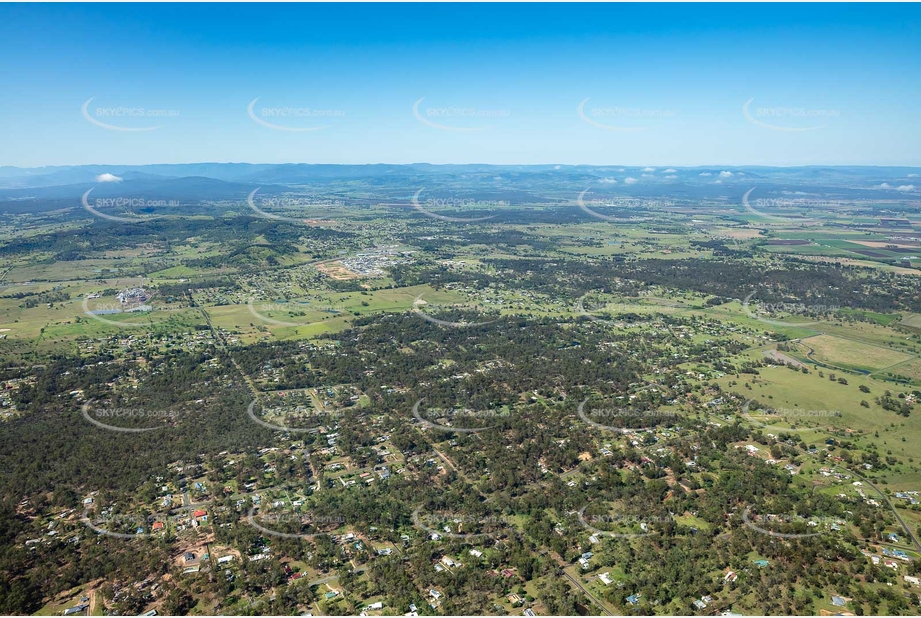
[1,3,918,167]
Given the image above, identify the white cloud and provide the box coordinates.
[714,180,723,184]
[554,165,562,170]
[599,177,618,184]
[663,168,676,173]
[641,173,654,178]
[699,172,711,177]
[908,173,918,178]
[719,171,733,178]
[875,183,892,189]
[624,177,638,185]
[96,173,123,183]
[664,175,677,179]
[642,167,656,173]
[896,184,916,192]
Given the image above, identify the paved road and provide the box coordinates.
[181,490,210,509]
[188,291,261,399]
[844,465,921,554]
[561,568,613,616]
[430,442,614,615]
[538,550,614,616]
[794,444,921,555]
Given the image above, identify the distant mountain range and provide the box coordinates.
[0,164,917,215]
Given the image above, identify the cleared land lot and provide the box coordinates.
[901,313,921,329]
[203,284,464,340]
[715,357,921,484]
[878,356,921,382]
[797,333,914,373]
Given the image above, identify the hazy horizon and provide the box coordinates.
[5,162,921,171]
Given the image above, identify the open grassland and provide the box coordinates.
[0,292,200,342]
[716,353,921,485]
[838,308,903,326]
[48,307,205,339]
[700,300,825,340]
[901,313,921,330]
[5,260,138,282]
[875,357,921,384]
[816,318,921,350]
[796,333,915,373]
[204,284,464,341]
